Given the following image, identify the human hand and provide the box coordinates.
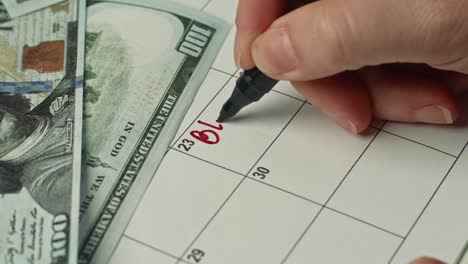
[234,0,468,133]
[410,257,446,264]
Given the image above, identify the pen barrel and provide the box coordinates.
[237,67,279,102]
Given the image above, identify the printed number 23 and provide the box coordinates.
[178,139,195,152]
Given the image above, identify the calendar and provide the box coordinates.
[107,0,468,263]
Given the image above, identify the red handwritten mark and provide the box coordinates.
[197,120,223,130]
[190,120,224,145]
[190,130,220,145]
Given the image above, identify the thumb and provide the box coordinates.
[251,0,468,81]
[409,257,446,264]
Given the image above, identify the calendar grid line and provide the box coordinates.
[245,102,307,175]
[210,67,235,77]
[280,205,324,263]
[123,235,191,264]
[201,0,214,10]
[324,207,405,239]
[172,146,408,241]
[387,141,468,264]
[457,139,468,157]
[172,147,246,177]
[174,100,307,264]
[171,89,466,264]
[99,1,468,262]
[381,129,458,158]
[174,177,247,264]
[373,120,387,129]
[270,89,306,102]
[159,59,466,263]
[113,67,237,263]
[280,128,383,264]
[169,80,466,263]
[245,176,323,206]
[205,69,310,103]
[173,145,328,209]
[170,71,236,149]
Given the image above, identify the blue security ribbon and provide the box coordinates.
[0,81,54,94]
[0,76,85,94]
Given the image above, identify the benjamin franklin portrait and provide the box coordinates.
[0,92,74,215]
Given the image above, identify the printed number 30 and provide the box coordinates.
[252,167,270,180]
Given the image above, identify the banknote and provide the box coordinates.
[0,0,85,263]
[1,0,66,18]
[0,3,11,23]
[78,0,229,263]
[456,241,468,264]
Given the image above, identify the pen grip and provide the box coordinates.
[242,67,278,95]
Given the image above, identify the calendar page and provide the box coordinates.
[106,0,468,263]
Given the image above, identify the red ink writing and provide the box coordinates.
[197,120,223,130]
[190,120,224,145]
[190,130,220,145]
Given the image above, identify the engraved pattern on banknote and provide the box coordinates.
[0,1,84,263]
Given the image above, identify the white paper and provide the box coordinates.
[108,0,468,263]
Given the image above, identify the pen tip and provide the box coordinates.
[216,116,224,123]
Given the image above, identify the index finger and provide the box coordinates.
[234,0,287,69]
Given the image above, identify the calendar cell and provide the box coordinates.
[328,132,455,236]
[253,104,377,204]
[204,0,238,23]
[384,122,468,157]
[186,180,320,264]
[384,95,468,156]
[109,237,176,264]
[211,28,238,75]
[273,81,305,101]
[285,209,401,264]
[176,78,303,174]
[391,146,468,264]
[174,70,232,141]
[125,151,242,255]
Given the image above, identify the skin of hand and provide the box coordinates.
[410,257,446,264]
[234,0,468,133]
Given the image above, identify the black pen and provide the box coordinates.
[217,67,278,122]
[217,0,315,123]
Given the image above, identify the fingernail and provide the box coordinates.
[335,118,359,134]
[414,105,454,124]
[252,27,298,75]
[236,52,242,69]
[348,120,358,134]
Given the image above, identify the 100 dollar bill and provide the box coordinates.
[78,1,229,263]
[456,242,468,264]
[0,0,85,263]
[1,0,66,18]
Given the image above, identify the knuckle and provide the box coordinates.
[417,1,468,52]
[415,0,468,69]
[319,5,359,72]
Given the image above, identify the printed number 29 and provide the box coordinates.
[187,249,205,263]
[252,167,270,180]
